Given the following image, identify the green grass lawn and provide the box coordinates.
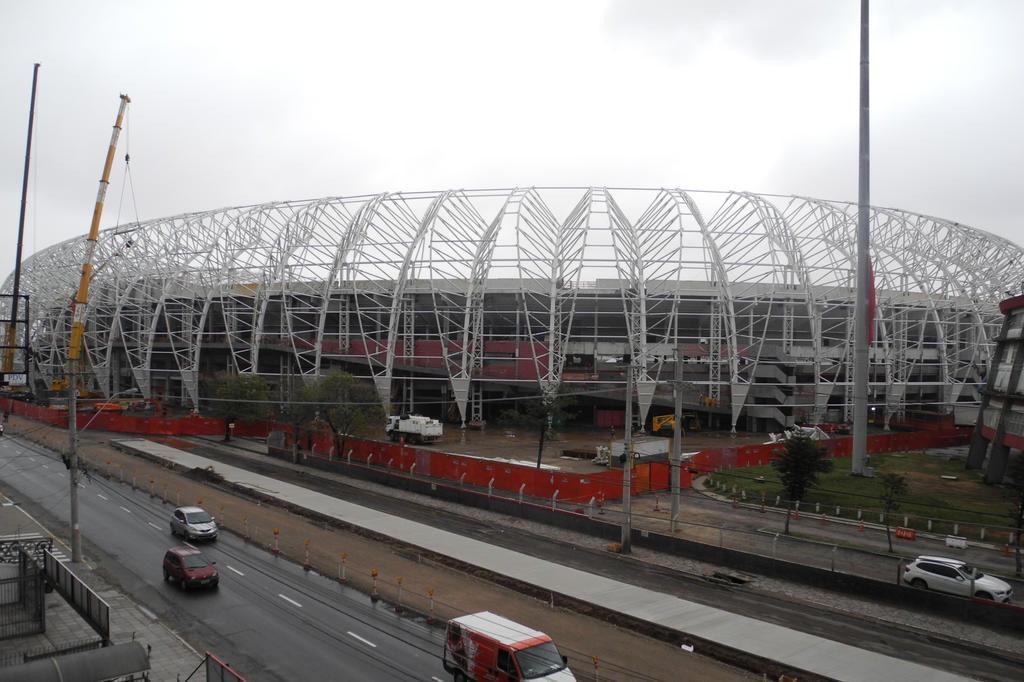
[705,451,1019,533]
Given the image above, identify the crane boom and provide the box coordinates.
[65,94,130,376]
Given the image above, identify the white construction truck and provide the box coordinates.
[385,415,443,444]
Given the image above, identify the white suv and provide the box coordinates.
[903,555,1013,603]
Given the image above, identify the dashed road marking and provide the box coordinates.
[226,565,245,577]
[183,541,197,550]
[138,605,158,620]
[147,522,162,531]
[119,506,132,514]
[278,594,302,608]
[97,494,109,501]
[41,464,48,469]
[432,677,445,682]
[347,631,377,648]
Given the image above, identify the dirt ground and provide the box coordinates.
[7,415,755,682]
[405,424,767,473]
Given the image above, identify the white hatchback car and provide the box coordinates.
[903,555,1013,602]
[170,506,219,541]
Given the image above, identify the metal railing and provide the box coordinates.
[43,549,109,643]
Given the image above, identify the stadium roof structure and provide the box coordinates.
[4,187,1023,429]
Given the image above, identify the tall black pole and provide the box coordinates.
[5,63,40,375]
[852,1,870,475]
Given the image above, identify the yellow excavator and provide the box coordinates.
[652,413,701,435]
[51,94,131,393]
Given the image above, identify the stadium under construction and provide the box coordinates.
[4,187,1023,433]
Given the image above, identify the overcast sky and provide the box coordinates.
[1,0,1021,267]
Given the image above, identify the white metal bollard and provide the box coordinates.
[518,483,526,504]
[588,496,596,519]
[347,449,352,464]
[551,490,559,510]
[409,463,416,477]
[367,454,374,467]
[488,477,495,497]
[460,472,466,486]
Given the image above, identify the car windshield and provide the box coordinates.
[961,564,984,578]
[515,641,565,679]
[182,554,210,569]
[186,511,212,524]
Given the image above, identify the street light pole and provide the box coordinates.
[852,0,871,476]
[621,366,633,554]
[68,379,80,562]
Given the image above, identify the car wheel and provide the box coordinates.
[454,673,467,682]
[976,591,993,600]
[910,578,927,589]
[180,578,188,591]
[170,524,176,536]
[163,570,169,582]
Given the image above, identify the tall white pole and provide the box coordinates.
[621,368,633,553]
[671,350,682,532]
[852,0,870,476]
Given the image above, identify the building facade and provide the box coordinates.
[969,294,1024,482]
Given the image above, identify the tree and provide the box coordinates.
[205,374,270,441]
[879,473,909,553]
[293,370,383,459]
[772,432,833,534]
[497,391,576,469]
[1008,455,1024,577]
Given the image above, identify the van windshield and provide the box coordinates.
[515,641,565,679]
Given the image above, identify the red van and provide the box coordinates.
[443,611,575,681]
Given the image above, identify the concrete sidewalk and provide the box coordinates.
[120,437,972,682]
[0,492,205,681]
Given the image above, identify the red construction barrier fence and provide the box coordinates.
[0,397,970,503]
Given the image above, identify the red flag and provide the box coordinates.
[866,258,877,344]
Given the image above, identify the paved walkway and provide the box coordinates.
[0,491,205,681]
[120,438,971,682]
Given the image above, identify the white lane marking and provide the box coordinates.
[226,565,245,577]
[27,457,35,462]
[41,464,48,469]
[119,506,132,514]
[97,494,109,501]
[138,605,158,620]
[278,594,302,608]
[183,541,197,550]
[347,631,377,648]
[147,522,162,531]
[432,677,445,682]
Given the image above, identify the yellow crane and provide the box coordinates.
[53,94,130,392]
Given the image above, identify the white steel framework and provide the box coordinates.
[4,188,1021,431]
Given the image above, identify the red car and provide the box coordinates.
[163,546,219,590]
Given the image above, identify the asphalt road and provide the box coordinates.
[181,437,1024,682]
[0,435,448,682]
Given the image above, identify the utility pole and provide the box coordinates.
[670,349,683,532]
[852,0,870,476]
[621,366,633,553]
[68,94,131,563]
[3,64,39,377]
